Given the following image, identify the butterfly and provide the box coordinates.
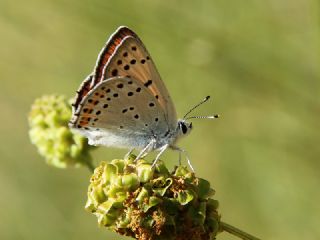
[69,26,218,170]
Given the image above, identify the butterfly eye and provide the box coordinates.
[181,123,188,134]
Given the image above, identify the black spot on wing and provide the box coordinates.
[144,80,152,87]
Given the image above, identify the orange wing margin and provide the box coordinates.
[92,26,138,86]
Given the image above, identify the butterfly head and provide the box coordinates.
[177,120,193,138]
[175,96,219,140]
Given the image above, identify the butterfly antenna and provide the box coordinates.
[185,114,220,120]
[183,96,211,119]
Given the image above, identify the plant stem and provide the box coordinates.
[220,221,261,240]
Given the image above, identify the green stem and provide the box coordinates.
[220,221,261,240]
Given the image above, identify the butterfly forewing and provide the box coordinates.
[92,27,137,86]
[101,36,177,129]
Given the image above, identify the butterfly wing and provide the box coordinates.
[71,74,93,115]
[94,27,177,130]
[72,27,138,115]
[69,77,169,149]
[92,27,137,86]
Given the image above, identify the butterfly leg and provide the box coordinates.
[171,146,195,172]
[151,144,169,168]
[135,139,156,162]
[124,148,135,160]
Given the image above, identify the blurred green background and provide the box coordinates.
[1,0,319,239]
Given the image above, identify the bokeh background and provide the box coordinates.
[1,0,319,239]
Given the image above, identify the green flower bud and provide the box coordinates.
[28,95,93,168]
[136,163,154,183]
[154,160,170,176]
[121,173,139,190]
[197,178,215,200]
[143,196,163,213]
[86,156,220,240]
[152,177,173,196]
[174,165,194,180]
[136,187,149,204]
[176,189,195,205]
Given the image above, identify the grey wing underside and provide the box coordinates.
[70,77,170,149]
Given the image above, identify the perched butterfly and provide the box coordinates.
[69,26,218,170]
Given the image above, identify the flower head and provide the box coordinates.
[86,156,220,240]
[28,95,93,168]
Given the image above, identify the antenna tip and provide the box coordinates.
[214,114,220,118]
[206,96,210,100]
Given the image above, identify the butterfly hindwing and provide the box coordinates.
[70,77,170,147]
[70,74,93,125]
